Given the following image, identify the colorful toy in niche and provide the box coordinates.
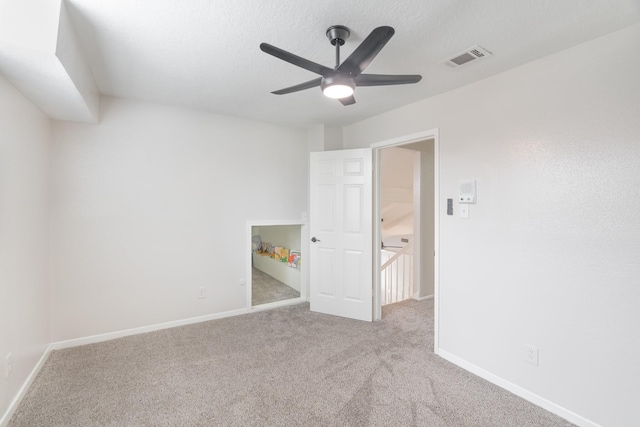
[251,235,262,252]
[273,247,289,262]
[288,251,301,268]
[258,242,271,255]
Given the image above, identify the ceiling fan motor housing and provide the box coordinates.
[326,25,350,46]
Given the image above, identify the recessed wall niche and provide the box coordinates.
[249,223,303,307]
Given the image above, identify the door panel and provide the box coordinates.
[309,148,372,321]
[318,248,336,297]
[344,185,363,233]
[318,185,335,231]
[343,250,363,300]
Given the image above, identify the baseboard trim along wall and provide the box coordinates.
[0,345,53,427]
[51,307,250,350]
[414,294,434,301]
[437,349,601,427]
[250,297,306,313]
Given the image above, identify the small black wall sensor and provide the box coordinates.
[447,198,453,215]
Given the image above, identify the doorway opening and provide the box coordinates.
[379,146,419,306]
[372,131,438,346]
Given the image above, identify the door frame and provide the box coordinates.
[371,129,440,353]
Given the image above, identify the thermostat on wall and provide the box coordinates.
[459,180,476,204]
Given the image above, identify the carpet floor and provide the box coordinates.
[9,300,574,426]
[252,267,300,306]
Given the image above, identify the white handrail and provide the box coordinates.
[381,241,413,270]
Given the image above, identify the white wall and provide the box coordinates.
[380,147,414,238]
[0,76,51,421]
[419,143,435,298]
[403,140,435,299]
[343,24,640,427]
[50,97,307,342]
[254,225,301,253]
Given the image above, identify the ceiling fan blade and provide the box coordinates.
[339,95,356,106]
[337,26,395,77]
[271,77,322,95]
[260,43,333,77]
[355,73,422,86]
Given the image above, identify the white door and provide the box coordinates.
[309,148,373,321]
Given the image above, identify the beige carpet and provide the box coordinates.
[9,300,574,426]
[252,267,300,306]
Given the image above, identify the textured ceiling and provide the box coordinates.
[57,0,640,128]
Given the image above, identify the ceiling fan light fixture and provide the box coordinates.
[323,84,354,99]
[321,75,355,99]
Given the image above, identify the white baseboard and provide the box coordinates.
[414,294,434,301]
[0,344,54,427]
[51,307,248,350]
[437,349,600,427]
[250,297,306,312]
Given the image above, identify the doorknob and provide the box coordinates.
[311,237,321,243]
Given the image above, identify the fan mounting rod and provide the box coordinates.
[326,25,350,68]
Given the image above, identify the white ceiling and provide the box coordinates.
[19,1,640,129]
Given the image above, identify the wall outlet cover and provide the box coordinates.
[525,344,539,366]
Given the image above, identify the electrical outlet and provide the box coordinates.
[197,287,206,299]
[525,344,539,366]
[5,352,12,378]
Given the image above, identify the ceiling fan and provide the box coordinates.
[260,25,422,105]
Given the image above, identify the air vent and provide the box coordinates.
[443,45,492,68]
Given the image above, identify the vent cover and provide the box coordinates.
[443,45,492,68]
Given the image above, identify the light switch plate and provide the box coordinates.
[459,204,469,219]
